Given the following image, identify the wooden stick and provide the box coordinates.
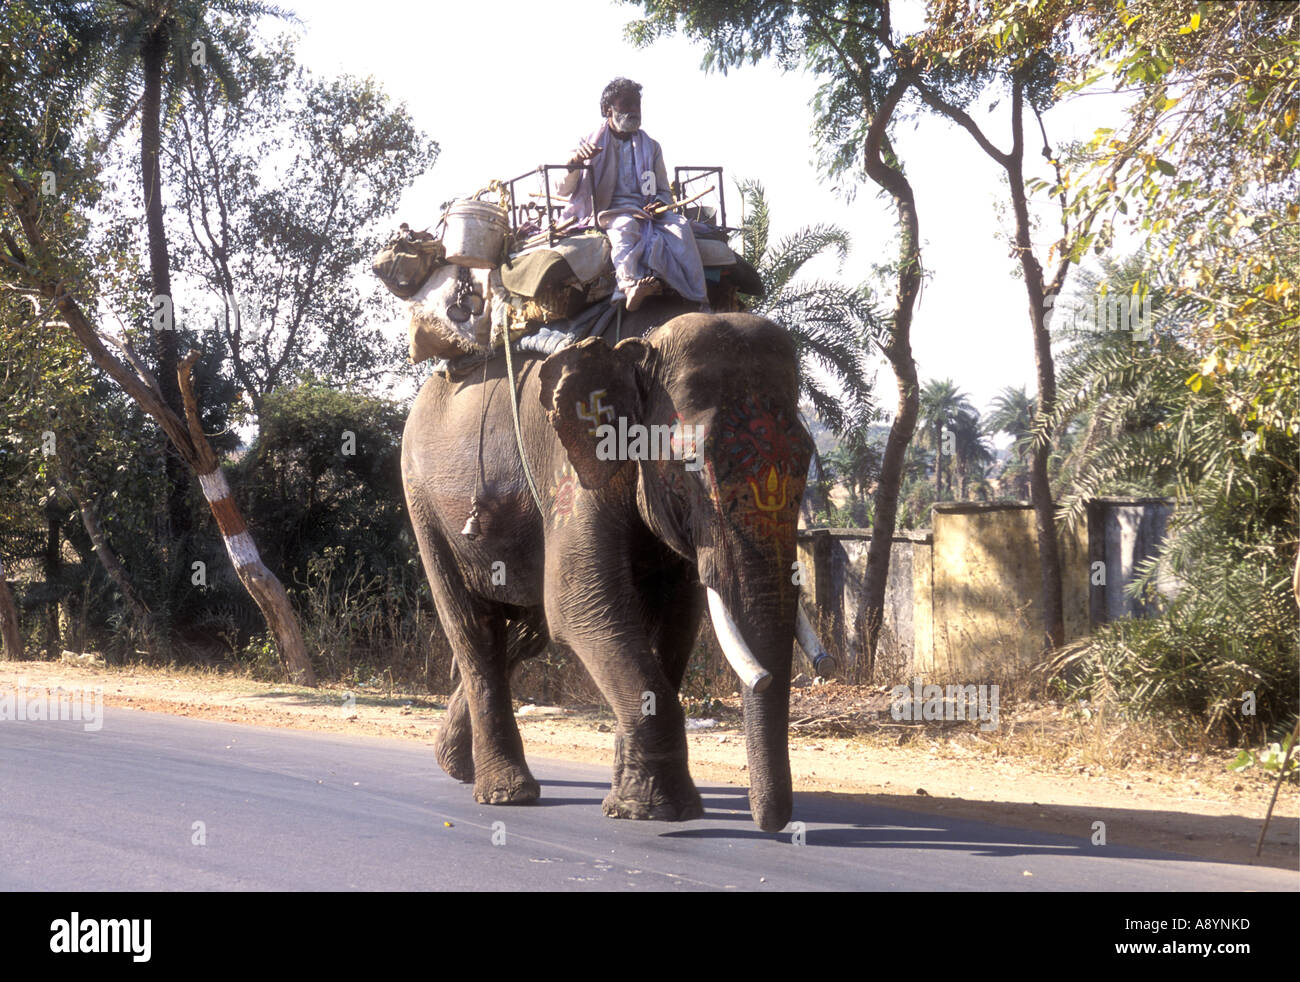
[1256,717,1300,856]
[649,185,715,216]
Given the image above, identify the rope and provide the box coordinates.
[503,330,545,513]
[472,359,488,502]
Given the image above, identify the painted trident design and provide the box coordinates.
[749,465,789,513]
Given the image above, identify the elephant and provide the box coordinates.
[401,295,817,831]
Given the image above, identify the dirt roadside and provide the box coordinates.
[2,660,1296,874]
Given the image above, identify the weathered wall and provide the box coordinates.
[797,498,1172,678]
[795,529,930,672]
[925,503,1089,674]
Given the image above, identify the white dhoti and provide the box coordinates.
[601,209,709,304]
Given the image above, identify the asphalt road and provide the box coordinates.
[1,708,1295,891]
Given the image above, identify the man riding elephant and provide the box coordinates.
[558,77,710,313]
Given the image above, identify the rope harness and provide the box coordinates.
[503,330,545,513]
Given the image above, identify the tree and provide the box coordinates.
[951,406,993,500]
[626,0,923,674]
[1,3,315,682]
[233,380,413,596]
[986,385,1034,456]
[87,0,293,538]
[1046,254,1298,740]
[897,1,1107,650]
[733,177,875,437]
[986,384,1035,497]
[0,555,19,658]
[1041,0,1299,741]
[169,37,438,414]
[1063,0,1300,607]
[918,378,978,501]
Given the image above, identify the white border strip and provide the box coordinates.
[224,532,259,569]
[198,469,232,502]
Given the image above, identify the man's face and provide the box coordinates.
[607,93,642,136]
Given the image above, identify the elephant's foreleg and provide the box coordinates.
[596,659,703,822]
[552,614,702,820]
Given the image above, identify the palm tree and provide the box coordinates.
[89,0,292,536]
[951,408,993,500]
[918,379,977,501]
[986,385,1035,454]
[734,178,876,440]
[986,385,1036,498]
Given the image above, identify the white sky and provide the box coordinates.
[292,0,1133,419]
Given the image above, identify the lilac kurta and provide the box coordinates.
[557,122,708,304]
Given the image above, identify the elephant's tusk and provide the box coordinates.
[795,605,837,678]
[706,589,772,694]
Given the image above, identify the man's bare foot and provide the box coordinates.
[625,276,662,312]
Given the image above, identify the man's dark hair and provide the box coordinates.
[600,77,642,116]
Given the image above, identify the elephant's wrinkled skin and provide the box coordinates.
[401,299,813,830]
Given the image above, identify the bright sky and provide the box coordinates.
[293,0,1131,419]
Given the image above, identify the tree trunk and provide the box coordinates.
[44,510,61,659]
[0,556,23,659]
[67,482,155,639]
[1006,83,1066,651]
[1293,541,1300,607]
[177,352,317,686]
[140,27,189,543]
[858,74,922,677]
[934,423,944,503]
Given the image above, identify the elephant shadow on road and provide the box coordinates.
[659,790,1297,869]
[533,778,1295,870]
[532,777,754,813]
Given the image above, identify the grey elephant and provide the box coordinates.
[402,296,817,831]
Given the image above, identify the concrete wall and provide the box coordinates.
[796,528,931,672]
[797,497,1172,677]
[925,503,1089,674]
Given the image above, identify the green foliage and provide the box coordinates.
[1053,578,1297,743]
[623,3,897,188]
[1228,731,1299,784]
[297,545,440,686]
[1,2,441,676]
[232,380,415,601]
[1047,258,1298,741]
[1063,1,1299,445]
[169,36,439,404]
[733,177,877,438]
[85,0,297,142]
[0,1,101,169]
[895,467,936,530]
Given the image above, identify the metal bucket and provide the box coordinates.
[442,199,509,269]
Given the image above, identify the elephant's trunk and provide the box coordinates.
[703,580,795,833]
[743,680,794,832]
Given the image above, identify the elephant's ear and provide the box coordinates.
[539,337,643,490]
